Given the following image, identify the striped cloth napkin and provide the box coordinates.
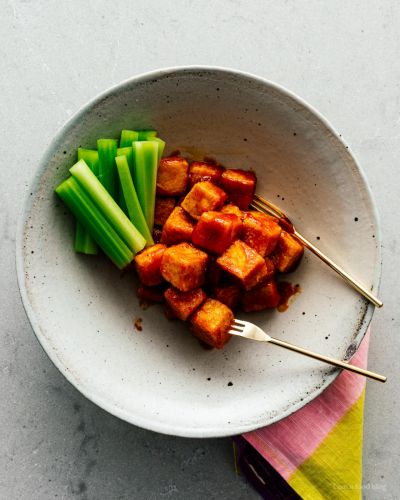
[234,330,370,499]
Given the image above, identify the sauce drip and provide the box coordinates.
[139,299,151,310]
[277,282,301,312]
[134,317,143,331]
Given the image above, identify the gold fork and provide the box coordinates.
[250,194,383,308]
[230,319,386,382]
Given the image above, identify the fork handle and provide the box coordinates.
[268,337,386,382]
[293,231,383,308]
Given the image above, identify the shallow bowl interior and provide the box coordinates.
[17,67,380,437]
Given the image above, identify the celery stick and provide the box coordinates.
[138,130,157,140]
[56,177,133,269]
[70,160,146,254]
[78,148,99,174]
[116,147,133,171]
[148,137,165,162]
[97,139,118,199]
[116,147,134,213]
[74,148,100,254]
[115,155,154,246]
[118,192,128,216]
[74,222,98,254]
[120,130,139,148]
[132,141,159,232]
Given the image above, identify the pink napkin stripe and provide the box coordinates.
[243,330,370,480]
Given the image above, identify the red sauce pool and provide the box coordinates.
[277,282,301,312]
[134,317,143,331]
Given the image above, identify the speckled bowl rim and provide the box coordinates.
[16,66,381,437]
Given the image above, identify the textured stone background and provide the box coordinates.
[1,1,399,498]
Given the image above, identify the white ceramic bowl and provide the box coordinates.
[16,67,381,437]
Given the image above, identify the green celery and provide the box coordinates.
[148,137,165,162]
[56,177,133,269]
[138,130,157,140]
[116,147,133,171]
[132,141,159,232]
[97,139,118,199]
[74,223,98,254]
[70,160,146,254]
[120,130,139,148]
[116,147,134,213]
[78,148,99,174]
[74,148,100,255]
[115,155,154,246]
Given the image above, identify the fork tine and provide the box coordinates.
[252,193,383,308]
[253,194,287,219]
[233,319,246,327]
[250,200,280,218]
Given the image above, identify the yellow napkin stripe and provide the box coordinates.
[288,389,365,500]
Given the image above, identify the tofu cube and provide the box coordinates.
[221,204,243,219]
[164,303,178,321]
[161,243,208,292]
[213,284,241,310]
[241,280,281,312]
[264,257,276,277]
[189,161,224,187]
[191,211,242,254]
[221,169,256,209]
[242,211,282,257]
[271,231,304,272]
[161,207,196,245]
[190,298,233,349]
[137,284,165,303]
[181,181,227,220]
[156,156,189,196]
[154,197,176,226]
[164,287,207,321]
[134,244,166,286]
[217,240,271,290]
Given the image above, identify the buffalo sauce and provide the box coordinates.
[134,318,143,331]
[278,217,295,234]
[277,282,301,312]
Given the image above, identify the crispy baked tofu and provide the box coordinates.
[190,298,233,349]
[164,287,207,321]
[216,240,270,290]
[135,244,166,286]
[154,197,176,226]
[156,156,189,196]
[213,284,241,310]
[160,242,208,292]
[264,257,276,277]
[221,169,256,209]
[189,161,224,187]
[191,211,242,254]
[137,284,165,303]
[161,207,196,245]
[221,204,243,219]
[164,303,178,321]
[271,231,304,272]
[242,211,282,257]
[181,181,227,220]
[241,279,280,312]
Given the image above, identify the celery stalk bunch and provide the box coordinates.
[56,129,165,269]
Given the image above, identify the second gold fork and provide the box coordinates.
[250,194,383,308]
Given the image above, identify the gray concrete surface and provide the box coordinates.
[1,1,399,498]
